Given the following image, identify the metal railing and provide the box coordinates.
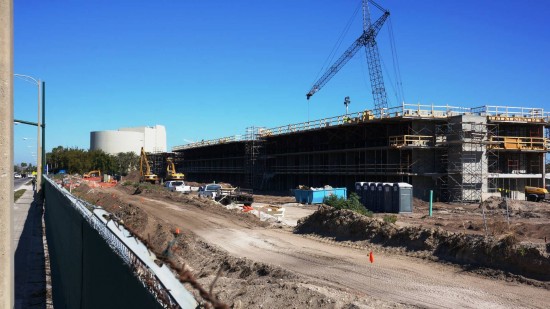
[488,136,548,151]
[44,177,196,308]
[172,135,245,151]
[171,103,550,151]
[389,135,433,148]
[472,105,550,119]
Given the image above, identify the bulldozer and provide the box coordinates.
[165,157,185,181]
[524,186,550,202]
[140,147,158,184]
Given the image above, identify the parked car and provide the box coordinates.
[14,173,21,179]
[164,181,191,193]
[198,183,222,198]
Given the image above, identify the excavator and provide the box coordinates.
[140,147,158,184]
[83,170,101,179]
[165,157,185,181]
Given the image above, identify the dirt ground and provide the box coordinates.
[72,180,550,308]
[402,197,550,244]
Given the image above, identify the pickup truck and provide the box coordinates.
[164,181,191,193]
[198,183,222,199]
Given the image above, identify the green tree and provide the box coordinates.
[89,149,115,174]
[114,151,139,175]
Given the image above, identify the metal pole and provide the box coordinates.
[36,80,42,190]
[41,81,45,182]
[0,0,14,306]
[429,190,433,217]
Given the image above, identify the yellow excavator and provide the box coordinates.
[140,147,158,184]
[165,157,185,181]
[83,170,101,178]
[524,186,550,202]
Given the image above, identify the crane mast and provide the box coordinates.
[306,1,390,111]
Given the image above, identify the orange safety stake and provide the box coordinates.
[369,251,374,264]
[175,228,180,235]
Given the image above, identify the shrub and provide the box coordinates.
[324,192,372,217]
[122,180,133,186]
[383,214,397,224]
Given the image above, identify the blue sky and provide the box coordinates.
[13,0,550,164]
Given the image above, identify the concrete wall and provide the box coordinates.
[120,125,166,153]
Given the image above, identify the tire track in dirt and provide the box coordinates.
[114,190,550,308]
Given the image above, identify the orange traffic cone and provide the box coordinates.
[175,228,180,235]
[369,251,374,264]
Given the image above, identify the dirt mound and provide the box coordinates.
[295,205,550,282]
[123,170,141,182]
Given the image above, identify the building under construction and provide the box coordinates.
[171,103,550,202]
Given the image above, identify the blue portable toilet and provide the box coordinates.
[383,183,393,213]
[355,182,365,206]
[368,183,377,211]
[363,182,370,209]
[392,183,413,213]
[376,183,384,212]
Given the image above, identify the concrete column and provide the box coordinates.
[0,0,14,307]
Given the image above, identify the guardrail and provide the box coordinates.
[172,135,245,151]
[472,105,550,119]
[172,103,550,151]
[389,135,433,148]
[488,136,547,151]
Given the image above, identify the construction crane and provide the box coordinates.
[306,0,390,111]
[140,147,158,184]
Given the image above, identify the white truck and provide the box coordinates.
[164,181,191,193]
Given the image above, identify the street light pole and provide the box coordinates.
[14,73,42,190]
[42,81,46,177]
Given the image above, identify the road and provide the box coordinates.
[14,178,30,191]
[116,191,550,308]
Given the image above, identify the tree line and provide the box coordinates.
[46,146,139,176]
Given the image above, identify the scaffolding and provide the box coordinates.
[244,127,265,189]
[435,120,498,203]
[171,104,549,201]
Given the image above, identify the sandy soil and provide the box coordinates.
[72,182,550,308]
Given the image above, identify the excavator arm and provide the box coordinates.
[140,147,158,183]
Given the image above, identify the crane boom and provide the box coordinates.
[306,4,390,111]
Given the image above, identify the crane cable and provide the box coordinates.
[388,17,405,104]
[310,1,362,88]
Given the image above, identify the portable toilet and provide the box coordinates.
[368,183,377,211]
[383,183,393,213]
[392,183,413,213]
[363,182,371,210]
[355,182,365,206]
[376,183,384,212]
